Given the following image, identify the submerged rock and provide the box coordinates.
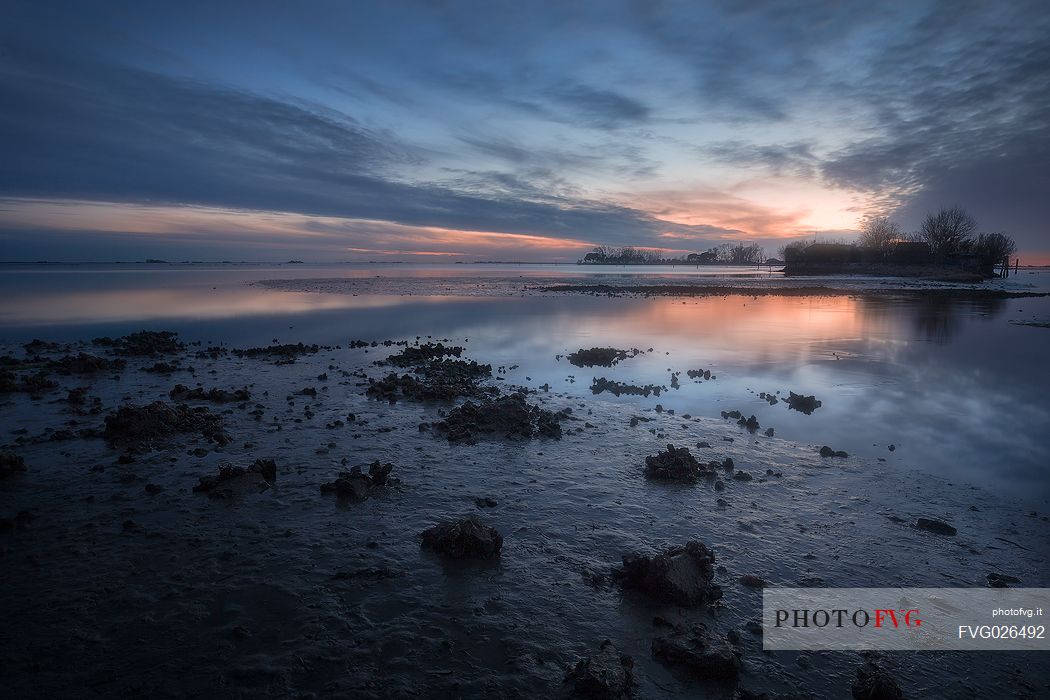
[383,342,464,367]
[651,623,740,680]
[786,391,822,414]
[644,444,701,482]
[819,445,849,458]
[986,572,1021,588]
[367,360,492,403]
[193,459,276,498]
[143,361,183,374]
[48,353,126,375]
[103,401,230,451]
[851,661,903,700]
[23,338,63,355]
[566,347,640,368]
[169,384,250,403]
[563,639,634,699]
[94,330,185,357]
[232,342,320,364]
[432,392,562,444]
[2,370,58,396]
[738,574,766,588]
[914,517,956,536]
[591,377,662,397]
[737,414,760,433]
[320,461,396,501]
[0,451,27,478]
[420,517,502,559]
[616,541,721,607]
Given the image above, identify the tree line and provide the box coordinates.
[580,242,766,265]
[783,206,1016,274]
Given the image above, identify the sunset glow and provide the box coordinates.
[1,2,1046,261]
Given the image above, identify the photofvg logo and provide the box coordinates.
[774,607,922,630]
[762,588,1049,651]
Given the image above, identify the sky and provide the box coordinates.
[1,0,1048,263]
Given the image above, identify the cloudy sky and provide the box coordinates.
[1,0,1047,262]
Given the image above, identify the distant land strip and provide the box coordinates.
[538,284,1049,299]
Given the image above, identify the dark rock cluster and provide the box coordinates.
[616,541,721,607]
[420,517,503,559]
[432,392,563,444]
[103,401,230,451]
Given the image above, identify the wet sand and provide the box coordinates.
[2,325,1049,698]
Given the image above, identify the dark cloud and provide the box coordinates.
[0,47,667,246]
[545,82,650,129]
[700,141,818,178]
[1,0,1048,258]
[815,1,1050,246]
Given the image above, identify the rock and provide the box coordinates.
[651,624,740,680]
[383,342,464,366]
[23,338,63,355]
[732,471,753,481]
[563,639,634,699]
[590,377,662,397]
[819,445,848,458]
[367,460,392,485]
[320,461,396,501]
[566,347,640,368]
[474,497,499,508]
[420,517,502,559]
[616,541,721,607]
[786,391,822,414]
[48,353,126,375]
[738,574,766,588]
[644,444,701,481]
[0,451,27,478]
[232,342,321,363]
[914,517,956,536]
[95,330,184,356]
[851,662,902,700]
[986,573,1021,588]
[764,427,774,437]
[737,414,760,433]
[366,359,492,403]
[103,401,230,451]
[193,459,277,498]
[432,392,562,444]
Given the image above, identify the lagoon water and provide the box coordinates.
[3,262,1049,503]
[3,262,1050,698]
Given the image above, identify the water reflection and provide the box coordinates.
[1,264,1048,502]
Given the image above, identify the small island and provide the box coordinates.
[783,207,1017,279]
[579,207,1018,280]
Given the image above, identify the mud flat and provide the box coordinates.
[0,330,1048,699]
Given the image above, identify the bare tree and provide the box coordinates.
[919,206,978,257]
[971,232,1016,272]
[858,215,902,252]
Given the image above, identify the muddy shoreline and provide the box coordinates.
[2,329,1049,698]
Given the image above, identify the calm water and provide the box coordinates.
[2,262,1049,503]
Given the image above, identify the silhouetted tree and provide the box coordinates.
[715,242,765,264]
[971,232,1016,273]
[858,215,903,252]
[919,206,977,258]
